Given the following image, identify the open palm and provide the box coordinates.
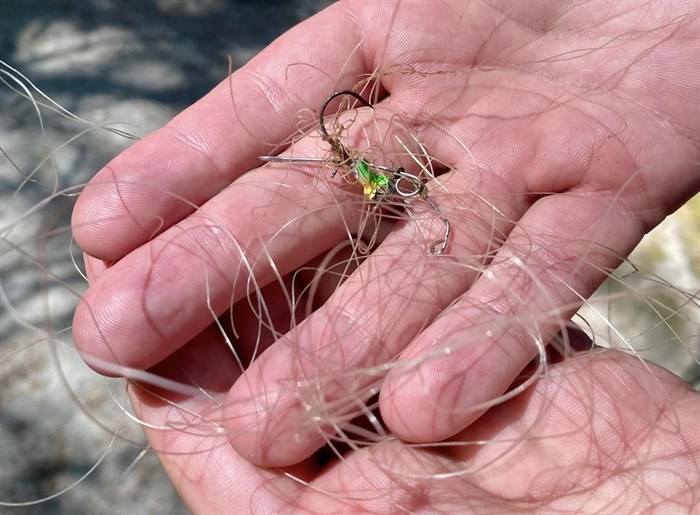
[71,1,699,512]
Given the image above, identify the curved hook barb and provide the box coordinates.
[318,90,373,142]
[424,196,451,256]
[381,167,450,255]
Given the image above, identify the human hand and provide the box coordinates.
[71,1,699,511]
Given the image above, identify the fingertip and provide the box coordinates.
[72,282,123,377]
[379,370,438,443]
[71,140,185,262]
[71,255,164,376]
[380,357,488,444]
[222,344,333,468]
[71,164,123,261]
[223,378,327,468]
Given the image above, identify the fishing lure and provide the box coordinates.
[260,90,451,255]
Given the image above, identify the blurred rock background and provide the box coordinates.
[1,1,328,513]
[0,1,697,513]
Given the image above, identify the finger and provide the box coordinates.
[379,191,645,443]
[71,2,370,262]
[142,276,305,398]
[73,158,364,374]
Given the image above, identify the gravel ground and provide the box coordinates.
[1,1,698,513]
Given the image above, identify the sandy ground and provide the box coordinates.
[1,1,697,513]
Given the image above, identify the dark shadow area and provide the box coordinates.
[2,0,328,107]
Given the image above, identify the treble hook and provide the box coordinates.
[262,89,452,256]
[318,90,373,142]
